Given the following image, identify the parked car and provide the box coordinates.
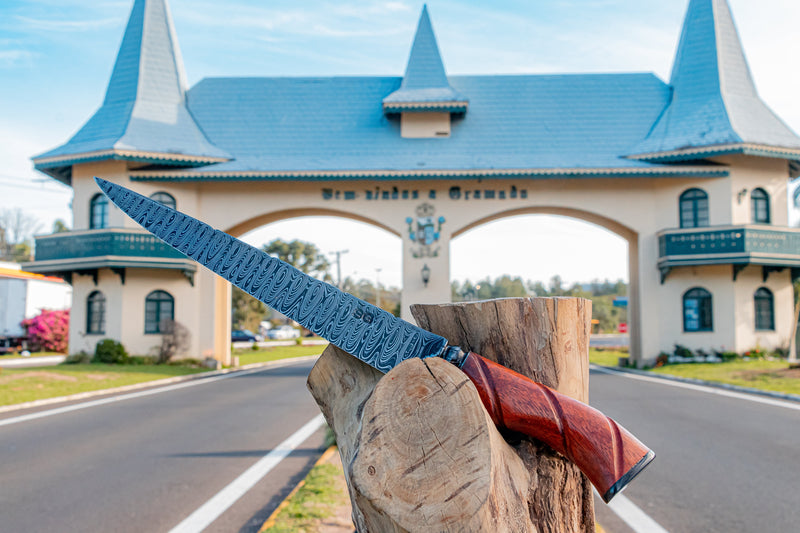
[231,329,258,342]
[267,325,300,340]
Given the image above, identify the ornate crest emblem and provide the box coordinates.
[406,203,445,258]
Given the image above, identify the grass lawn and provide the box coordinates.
[261,448,350,532]
[650,359,800,396]
[235,344,327,366]
[0,364,208,407]
[588,348,627,367]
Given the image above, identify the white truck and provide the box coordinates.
[0,262,71,353]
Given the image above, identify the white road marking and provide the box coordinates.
[604,492,670,533]
[168,414,326,533]
[0,358,317,428]
[592,365,800,412]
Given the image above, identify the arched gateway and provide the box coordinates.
[27,0,800,366]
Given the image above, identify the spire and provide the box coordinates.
[383,5,467,113]
[34,0,229,182]
[630,0,800,159]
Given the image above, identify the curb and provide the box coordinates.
[259,445,339,532]
[591,363,800,404]
[0,355,320,415]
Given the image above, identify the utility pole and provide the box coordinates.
[375,268,382,309]
[329,249,349,288]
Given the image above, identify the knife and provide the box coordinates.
[95,177,653,502]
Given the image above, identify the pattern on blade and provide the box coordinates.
[96,178,447,372]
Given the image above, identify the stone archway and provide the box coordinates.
[211,208,403,365]
[452,206,641,362]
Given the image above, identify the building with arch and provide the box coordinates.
[27,0,800,365]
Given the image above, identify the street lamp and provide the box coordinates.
[421,264,431,287]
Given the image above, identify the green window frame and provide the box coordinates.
[754,288,775,331]
[145,290,174,334]
[149,192,176,210]
[683,287,713,332]
[86,291,106,334]
[679,188,709,228]
[90,193,109,229]
[750,188,770,224]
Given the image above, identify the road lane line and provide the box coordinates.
[592,366,800,411]
[168,414,326,533]
[0,358,315,428]
[604,492,670,533]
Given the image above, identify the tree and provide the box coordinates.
[0,208,41,262]
[263,238,331,280]
[232,286,268,332]
[52,219,70,233]
[156,319,191,364]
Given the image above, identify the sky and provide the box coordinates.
[2,0,799,288]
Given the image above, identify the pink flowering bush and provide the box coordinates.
[21,309,69,353]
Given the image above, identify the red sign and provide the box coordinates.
[618,323,628,333]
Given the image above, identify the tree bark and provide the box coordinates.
[307,297,595,532]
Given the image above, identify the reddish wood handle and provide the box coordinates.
[460,352,654,502]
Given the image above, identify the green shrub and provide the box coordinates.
[714,350,738,361]
[673,344,694,358]
[64,351,91,364]
[127,355,158,365]
[92,339,129,364]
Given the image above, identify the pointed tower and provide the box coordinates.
[33,0,229,183]
[629,0,800,161]
[383,6,467,137]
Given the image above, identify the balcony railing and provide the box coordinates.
[24,228,196,284]
[658,225,800,282]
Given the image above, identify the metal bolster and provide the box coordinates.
[438,345,468,368]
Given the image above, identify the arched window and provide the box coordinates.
[754,288,775,331]
[150,192,176,210]
[793,187,800,209]
[145,290,174,334]
[683,287,713,332]
[86,291,106,334]
[679,188,709,228]
[751,188,770,224]
[90,194,109,229]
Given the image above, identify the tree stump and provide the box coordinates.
[307,297,594,532]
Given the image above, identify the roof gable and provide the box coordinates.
[630,0,800,159]
[33,0,229,182]
[383,5,467,112]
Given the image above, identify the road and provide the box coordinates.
[589,367,800,533]
[0,360,326,533]
[2,358,799,532]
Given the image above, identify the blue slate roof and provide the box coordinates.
[32,0,800,184]
[382,5,467,112]
[33,0,229,181]
[630,0,800,159]
[178,73,670,174]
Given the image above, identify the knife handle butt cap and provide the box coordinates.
[459,352,654,502]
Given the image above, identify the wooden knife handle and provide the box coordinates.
[460,352,654,502]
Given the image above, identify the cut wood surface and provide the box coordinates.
[307,297,595,532]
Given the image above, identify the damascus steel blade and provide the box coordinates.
[95,177,448,372]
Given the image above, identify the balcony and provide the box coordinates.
[24,228,196,285]
[658,225,800,283]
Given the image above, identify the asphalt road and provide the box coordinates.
[0,360,326,533]
[589,368,800,533]
[2,358,799,533]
